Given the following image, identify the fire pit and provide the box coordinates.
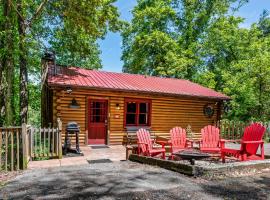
[174,150,211,165]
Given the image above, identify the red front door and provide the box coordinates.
[88,99,108,145]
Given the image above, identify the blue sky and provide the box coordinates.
[99,0,270,73]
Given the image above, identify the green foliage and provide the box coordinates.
[122,0,189,77]
[122,0,241,78]
[197,15,270,121]
[0,0,123,126]
[123,0,270,121]
[47,0,124,69]
[32,134,50,161]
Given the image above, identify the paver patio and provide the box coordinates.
[28,143,270,170]
[28,145,126,169]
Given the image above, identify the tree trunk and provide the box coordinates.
[0,2,5,126]
[0,58,5,127]
[3,0,15,126]
[17,0,28,124]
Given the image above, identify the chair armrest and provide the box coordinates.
[220,139,241,143]
[137,142,149,151]
[242,140,264,144]
[137,142,147,145]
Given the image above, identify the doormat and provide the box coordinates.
[88,159,112,164]
[91,146,110,149]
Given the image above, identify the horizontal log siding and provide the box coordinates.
[52,88,219,145]
[151,99,217,139]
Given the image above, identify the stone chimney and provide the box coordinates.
[41,51,56,76]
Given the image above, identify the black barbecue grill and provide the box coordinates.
[64,122,81,154]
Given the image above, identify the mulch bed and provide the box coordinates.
[0,171,22,188]
[129,154,270,179]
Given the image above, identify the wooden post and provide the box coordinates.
[57,118,62,159]
[22,123,28,170]
[11,130,14,171]
[16,129,20,170]
[5,130,8,171]
[30,127,33,160]
[0,130,2,170]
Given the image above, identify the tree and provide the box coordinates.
[258,10,270,36]
[47,0,124,69]
[0,0,18,126]
[122,0,190,78]
[122,0,244,78]
[196,14,270,121]
[49,26,102,69]
[0,0,123,125]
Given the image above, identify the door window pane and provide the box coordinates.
[90,101,106,123]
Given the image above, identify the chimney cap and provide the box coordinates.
[42,51,55,62]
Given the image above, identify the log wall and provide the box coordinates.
[51,88,221,145]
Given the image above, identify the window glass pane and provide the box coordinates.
[139,103,148,113]
[127,102,136,113]
[126,114,136,124]
[139,114,147,125]
[95,102,101,109]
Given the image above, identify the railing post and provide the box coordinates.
[22,123,28,169]
[57,118,62,159]
[30,126,33,161]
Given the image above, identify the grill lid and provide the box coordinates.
[66,122,80,132]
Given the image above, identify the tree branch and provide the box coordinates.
[10,0,25,22]
[28,0,48,28]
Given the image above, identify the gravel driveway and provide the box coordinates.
[0,161,269,200]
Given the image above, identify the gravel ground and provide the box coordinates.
[0,161,270,200]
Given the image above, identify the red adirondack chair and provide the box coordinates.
[169,127,193,158]
[199,125,221,153]
[137,128,166,159]
[221,123,266,163]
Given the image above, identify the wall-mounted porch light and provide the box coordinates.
[66,87,72,94]
[223,100,231,114]
[116,103,120,110]
[70,98,80,109]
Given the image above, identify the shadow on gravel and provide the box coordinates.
[0,165,186,200]
[201,176,270,200]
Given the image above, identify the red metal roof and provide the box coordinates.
[48,65,230,100]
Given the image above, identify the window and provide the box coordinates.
[125,99,151,126]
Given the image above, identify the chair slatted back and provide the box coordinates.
[170,127,186,148]
[241,123,266,155]
[201,125,220,148]
[137,128,153,153]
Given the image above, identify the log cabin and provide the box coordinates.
[41,58,230,146]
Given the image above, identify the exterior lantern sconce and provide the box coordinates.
[203,104,214,118]
[116,103,120,110]
[66,87,72,94]
[70,98,80,109]
[223,100,231,114]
